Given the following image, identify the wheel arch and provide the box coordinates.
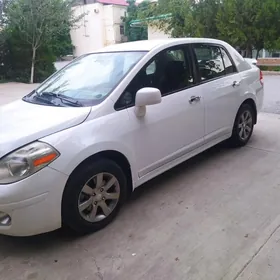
[240,98,257,124]
[66,150,133,195]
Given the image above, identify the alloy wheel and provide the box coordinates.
[238,110,253,141]
[78,172,120,222]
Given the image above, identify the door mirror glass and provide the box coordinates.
[135,87,162,107]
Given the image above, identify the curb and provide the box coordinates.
[262,71,280,75]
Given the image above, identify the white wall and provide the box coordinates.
[71,3,105,56]
[71,3,126,56]
[148,25,170,40]
[103,5,115,46]
[112,5,126,43]
[103,5,126,45]
[54,61,71,71]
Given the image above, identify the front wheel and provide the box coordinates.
[62,158,128,234]
[229,103,255,147]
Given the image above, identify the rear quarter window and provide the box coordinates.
[227,45,251,72]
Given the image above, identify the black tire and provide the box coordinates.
[229,103,255,147]
[62,158,128,234]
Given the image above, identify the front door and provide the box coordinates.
[115,45,205,180]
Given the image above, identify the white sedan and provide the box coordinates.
[244,58,258,66]
[0,38,264,236]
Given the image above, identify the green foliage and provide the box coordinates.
[0,29,56,83]
[217,0,280,57]
[51,29,74,58]
[1,0,80,83]
[123,0,148,42]
[0,25,70,83]
[259,65,280,71]
[143,0,280,58]
[6,0,80,47]
[141,0,220,38]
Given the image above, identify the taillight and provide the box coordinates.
[260,70,264,86]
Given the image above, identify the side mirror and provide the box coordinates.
[134,87,161,117]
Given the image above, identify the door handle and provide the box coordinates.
[189,96,201,104]
[232,81,241,87]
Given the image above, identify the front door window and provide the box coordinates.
[115,45,195,109]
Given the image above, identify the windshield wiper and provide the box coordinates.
[30,93,62,106]
[39,92,83,107]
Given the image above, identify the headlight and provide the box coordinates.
[0,142,59,184]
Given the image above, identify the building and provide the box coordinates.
[130,14,171,40]
[71,0,128,56]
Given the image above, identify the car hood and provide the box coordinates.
[0,100,91,158]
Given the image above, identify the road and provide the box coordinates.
[262,75,280,114]
[0,76,280,280]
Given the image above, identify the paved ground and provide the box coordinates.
[0,82,38,105]
[0,77,280,280]
[262,75,280,114]
[0,61,69,105]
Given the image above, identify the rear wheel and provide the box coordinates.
[229,103,255,147]
[62,158,127,234]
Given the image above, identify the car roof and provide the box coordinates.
[97,38,226,53]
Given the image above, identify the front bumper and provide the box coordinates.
[0,167,68,236]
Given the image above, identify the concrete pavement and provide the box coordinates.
[262,75,280,114]
[0,115,280,279]
[1,79,280,279]
[0,82,38,105]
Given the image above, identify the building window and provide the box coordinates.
[120,25,125,35]
[272,52,280,58]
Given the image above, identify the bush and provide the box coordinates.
[0,29,61,83]
[259,65,280,71]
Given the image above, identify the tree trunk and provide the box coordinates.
[30,47,36,84]
[256,49,260,59]
[246,46,252,58]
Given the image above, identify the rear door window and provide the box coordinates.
[193,44,225,81]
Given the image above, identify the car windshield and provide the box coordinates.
[29,51,146,106]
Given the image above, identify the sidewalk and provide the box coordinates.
[222,113,280,280]
[263,71,280,76]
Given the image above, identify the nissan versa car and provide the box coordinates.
[0,39,264,236]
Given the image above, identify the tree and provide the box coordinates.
[0,0,12,44]
[142,0,280,58]
[216,0,280,58]
[123,0,148,42]
[141,0,221,38]
[51,27,74,59]
[5,0,81,83]
[0,27,57,83]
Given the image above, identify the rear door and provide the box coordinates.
[191,43,243,142]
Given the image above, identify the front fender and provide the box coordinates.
[41,125,138,188]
